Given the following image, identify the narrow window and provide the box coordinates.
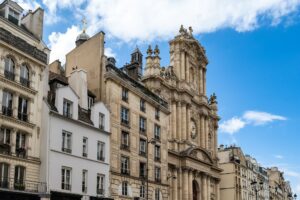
[139,162,146,178]
[2,91,13,117]
[140,99,146,112]
[121,131,129,150]
[4,58,15,81]
[20,65,29,87]
[61,167,71,190]
[99,113,105,130]
[139,139,147,156]
[122,87,128,102]
[63,99,73,118]
[8,8,20,25]
[82,170,87,193]
[140,184,145,198]
[97,141,105,161]
[154,167,161,183]
[155,188,160,200]
[62,131,72,153]
[155,108,160,120]
[18,97,28,122]
[14,166,25,190]
[16,132,26,158]
[154,124,161,140]
[82,137,88,157]
[97,174,105,195]
[154,145,160,161]
[121,156,130,175]
[121,107,129,125]
[139,116,146,134]
[122,181,128,196]
[0,163,9,188]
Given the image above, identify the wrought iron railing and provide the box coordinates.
[2,106,13,117]
[0,178,46,193]
[20,77,30,87]
[18,112,28,122]
[97,188,104,195]
[4,70,15,81]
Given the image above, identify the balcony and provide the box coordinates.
[15,147,26,158]
[61,183,71,191]
[121,168,130,175]
[0,142,11,155]
[0,178,46,193]
[4,70,15,81]
[20,77,30,87]
[120,144,130,151]
[97,188,104,195]
[62,147,72,154]
[2,106,13,117]
[18,112,28,122]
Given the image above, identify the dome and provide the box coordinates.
[75,31,90,46]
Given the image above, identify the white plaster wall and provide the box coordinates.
[91,102,110,133]
[48,115,110,198]
[55,86,79,120]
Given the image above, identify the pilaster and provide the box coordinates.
[176,102,181,141]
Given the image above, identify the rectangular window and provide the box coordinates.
[140,185,145,198]
[122,87,128,102]
[0,163,9,188]
[88,96,94,109]
[154,124,161,140]
[62,131,72,153]
[99,113,105,130]
[18,97,28,122]
[140,99,146,112]
[97,141,105,161]
[2,91,13,117]
[82,170,87,193]
[121,156,130,175]
[0,127,11,144]
[154,145,160,161]
[155,188,160,200]
[139,139,146,156]
[82,137,88,157]
[16,132,26,158]
[61,167,71,190]
[122,181,128,196]
[139,116,146,134]
[63,99,73,118]
[121,131,129,150]
[155,167,161,182]
[97,174,105,195]
[155,108,160,120]
[121,106,129,125]
[14,166,25,187]
[8,8,19,25]
[139,162,146,178]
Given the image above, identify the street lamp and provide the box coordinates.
[251,180,264,200]
[146,138,156,200]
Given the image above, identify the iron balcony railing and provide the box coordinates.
[20,77,30,87]
[0,142,11,155]
[18,112,28,122]
[2,106,13,117]
[97,188,104,195]
[0,178,46,193]
[4,70,15,81]
[61,183,71,191]
[15,147,27,158]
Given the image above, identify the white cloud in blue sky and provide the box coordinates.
[220,111,287,134]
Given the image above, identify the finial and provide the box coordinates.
[147,45,153,56]
[209,93,218,105]
[81,17,87,33]
[154,45,160,56]
[179,25,185,34]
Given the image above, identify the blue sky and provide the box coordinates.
[15,0,300,195]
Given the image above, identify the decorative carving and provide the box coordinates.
[147,45,153,56]
[190,120,197,139]
[209,93,217,105]
[160,66,177,80]
[0,28,48,64]
[154,45,160,56]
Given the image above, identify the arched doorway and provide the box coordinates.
[192,180,200,200]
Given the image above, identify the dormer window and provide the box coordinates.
[8,8,20,25]
[88,96,94,109]
[63,99,73,118]
[99,113,105,130]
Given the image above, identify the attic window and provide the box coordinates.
[8,8,20,25]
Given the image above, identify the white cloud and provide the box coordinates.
[15,0,40,11]
[82,0,300,42]
[104,47,116,58]
[220,117,246,134]
[220,110,286,134]
[297,184,300,194]
[243,111,287,125]
[48,25,80,63]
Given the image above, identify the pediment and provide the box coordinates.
[181,146,213,165]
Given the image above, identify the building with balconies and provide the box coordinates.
[0,0,49,199]
[40,64,112,200]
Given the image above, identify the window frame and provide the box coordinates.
[97,174,105,195]
[122,181,128,196]
[121,156,130,175]
[97,141,105,161]
[63,99,73,118]
[82,137,88,157]
[82,170,87,193]
[61,167,72,191]
[62,131,72,153]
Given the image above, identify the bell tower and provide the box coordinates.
[169,25,208,96]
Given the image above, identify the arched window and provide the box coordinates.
[0,163,10,188]
[14,165,25,190]
[4,57,15,81]
[20,64,29,87]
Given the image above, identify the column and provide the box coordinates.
[217,181,220,200]
[205,117,209,149]
[203,68,206,95]
[11,129,17,155]
[181,51,185,80]
[188,171,193,200]
[178,168,182,200]
[13,93,19,118]
[186,105,190,140]
[199,67,203,94]
[200,116,205,148]
[172,102,177,140]
[186,56,190,83]
[202,174,207,200]
[29,99,34,123]
[177,102,181,141]
[181,103,186,141]
[15,64,20,83]
[183,170,189,200]
[207,176,211,200]
[197,119,201,147]
[173,169,178,200]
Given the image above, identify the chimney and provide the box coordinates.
[22,8,44,40]
[144,45,153,77]
[68,69,88,109]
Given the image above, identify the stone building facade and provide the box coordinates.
[0,0,49,199]
[142,26,221,200]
